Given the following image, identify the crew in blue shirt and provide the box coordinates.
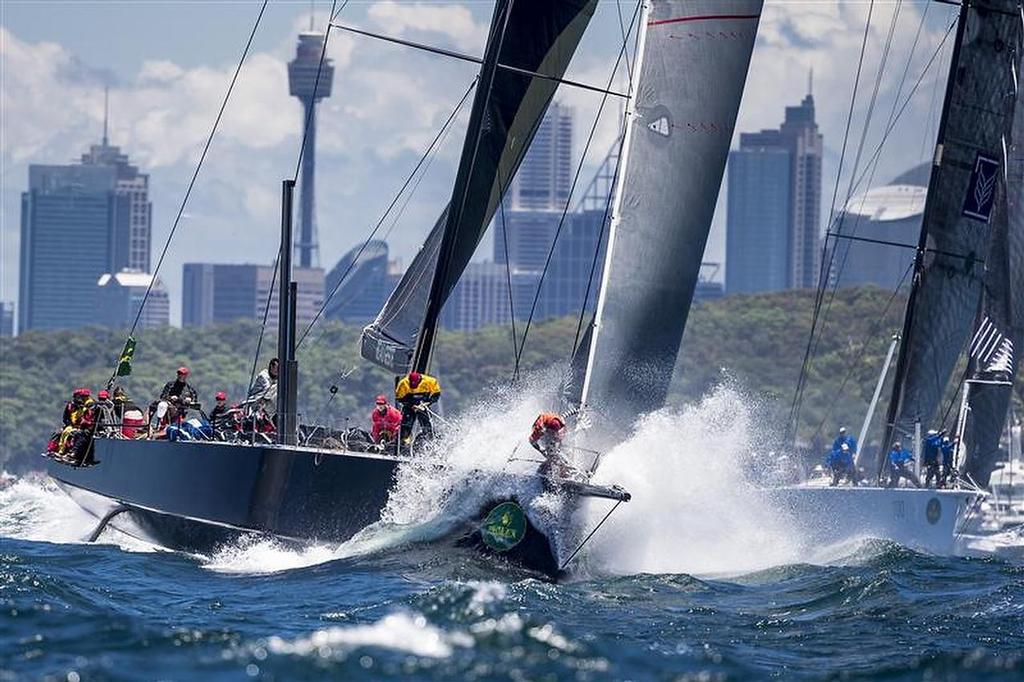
[886,441,921,488]
[826,442,856,486]
[922,429,944,488]
[832,427,858,458]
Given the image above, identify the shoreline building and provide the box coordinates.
[289,31,334,268]
[19,100,152,331]
[726,85,823,294]
[97,270,170,330]
[830,164,929,290]
[182,263,325,329]
[1,302,13,337]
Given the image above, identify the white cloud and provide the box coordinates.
[367,1,488,55]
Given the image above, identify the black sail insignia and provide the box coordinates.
[360,0,599,373]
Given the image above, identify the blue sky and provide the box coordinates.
[1,1,957,325]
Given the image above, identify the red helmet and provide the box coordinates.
[177,366,190,377]
[215,391,227,401]
[545,414,565,430]
[409,372,422,387]
[97,389,110,400]
[73,387,91,399]
[375,395,388,405]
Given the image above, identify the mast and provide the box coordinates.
[277,180,298,445]
[579,1,651,407]
[411,2,513,373]
[879,6,970,468]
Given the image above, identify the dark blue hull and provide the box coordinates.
[47,438,401,553]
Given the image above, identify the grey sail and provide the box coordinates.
[360,0,598,373]
[577,0,762,424]
[882,2,1023,464]
[962,45,1024,487]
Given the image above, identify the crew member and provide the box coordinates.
[940,435,957,487]
[832,427,857,458]
[529,412,569,480]
[826,442,856,486]
[922,429,943,488]
[58,388,95,457]
[160,366,198,406]
[248,358,279,405]
[371,395,402,445]
[886,441,920,489]
[92,389,116,436]
[209,391,231,431]
[395,371,441,448]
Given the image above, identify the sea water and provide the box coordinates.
[2,386,1022,680]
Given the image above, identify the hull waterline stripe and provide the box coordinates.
[648,14,760,27]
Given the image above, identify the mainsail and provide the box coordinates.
[962,32,1024,487]
[575,0,763,425]
[360,0,598,373]
[881,1,1022,466]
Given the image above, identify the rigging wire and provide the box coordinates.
[248,0,338,395]
[497,175,521,365]
[787,0,876,443]
[294,77,477,350]
[510,0,641,379]
[796,0,904,411]
[106,0,269,385]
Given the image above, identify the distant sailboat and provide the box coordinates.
[778,0,1023,555]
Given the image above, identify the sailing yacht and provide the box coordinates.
[45,0,618,568]
[776,0,1023,556]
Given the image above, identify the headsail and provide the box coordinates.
[575,0,763,425]
[882,2,1022,466]
[360,0,599,373]
[962,32,1024,487]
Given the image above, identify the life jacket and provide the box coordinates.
[530,412,565,444]
[371,405,402,442]
[395,374,441,404]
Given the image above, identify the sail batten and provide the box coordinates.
[575,0,763,426]
[882,1,1022,473]
[360,0,599,374]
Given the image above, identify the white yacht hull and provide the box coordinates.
[771,486,982,555]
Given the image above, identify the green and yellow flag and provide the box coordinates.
[115,336,136,377]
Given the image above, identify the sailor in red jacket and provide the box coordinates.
[529,412,569,479]
[371,395,403,445]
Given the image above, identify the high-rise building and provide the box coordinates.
[440,263,539,332]
[0,302,13,337]
[830,164,928,291]
[493,210,562,272]
[182,263,324,329]
[96,270,170,329]
[19,99,153,332]
[726,87,823,293]
[19,163,132,331]
[507,101,573,211]
[289,32,334,268]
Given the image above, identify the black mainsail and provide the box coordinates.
[881,0,1022,472]
[360,0,599,374]
[961,29,1024,487]
[575,0,763,425]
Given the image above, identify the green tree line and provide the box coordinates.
[1,287,1018,472]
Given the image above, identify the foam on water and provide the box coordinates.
[583,385,804,576]
[0,471,152,551]
[266,612,474,659]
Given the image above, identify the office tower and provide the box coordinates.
[830,164,928,290]
[182,263,325,329]
[0,302,13,337]
[96,270,170,329]
[493,210,563,272]
[726,86,823,293]
[80,92,152,272]
[440,263,539,332]
[507,101,573,211]
[289,32,334,268]
[19,164,131,331]
[323,240,394,324]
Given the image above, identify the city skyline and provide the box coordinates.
[2,2,959,328]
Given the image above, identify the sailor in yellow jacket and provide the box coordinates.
[395,371,441,448]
